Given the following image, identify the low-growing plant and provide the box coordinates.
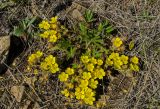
[26,10,141,107]
[12,16,37,37]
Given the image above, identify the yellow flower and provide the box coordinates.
[82,72,91,80]
[106,52,125,69]
[84,96,95,105]
[114,59,123,69]
[109,52,119,59]
[28,54,37,65]
[40,55,59,73]
[130,63,134,70]
[50,16,58,24]
[50,63,59,73]
[65,67,74,75]
[44,55,55,64]
[61,89,69,97]
[65,83,74,89]
[113,37,123,48]
[93,68,105,79]
[39,20,50,30]
[58,72,68,82]
[134,65,139,71]
[114,63,121,69]
[39,31,50,38]
[81,56,90,64]
[120,55,128,64]
[49,35,57,43]
[86,63,94,72]
[84,87,95,97]
[97,68,105,79]
[79,79,88,88]
[51,24,57,29]
[57,33,61,39]
[83,87,95,105]
[97,59,103,66]
[89,79,98,89]
[130,64,139,71]
[106,58,113,66]
[75,87,85,100]
[131,56,139,64]
[35,51,43,58]
[28,51,43,65]
[48,30,57,35]
[90,57,97,64]
[40,62,49,70]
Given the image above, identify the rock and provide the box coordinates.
[58,2,85,22]
[71,9,84,21]
[10,85,25,102]
[0,36,10,62]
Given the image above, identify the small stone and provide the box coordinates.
[10,85,25,102]
[0,36,10,56]
[72,9,84,21]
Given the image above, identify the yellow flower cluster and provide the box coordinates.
[58,72,68,82]
[39,16,61,43]
[112,37,123,48]
[106,52,128,69]
[26,15,142,107]
[80,56,90,63]
[58,67,74,82]
[28,51,43,65]
[75,87,95,105]
[65,67,74,75]
[106,52,140,71]
[39,20,50,30]
[130,56,139,71]
[40,55,59,73]
[27,50,60,75]
[59,55,106,105]
[61,89,70,97]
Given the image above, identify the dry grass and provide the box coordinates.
[0,0,160,109]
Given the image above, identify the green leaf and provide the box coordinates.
[72,63,78,69]
[106,26,114,33]
[103,20,109,27]
[66,47,76,59]
[70,47,76,57]
[26,16,37,28]
[92,49,102,58]
[21,20,26,30]
[98,23,103,32]
[129,40,135,50]
[84,10,94,22]
[13,26,25,37]
[59,39,71,50]
[79,23,87,35]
